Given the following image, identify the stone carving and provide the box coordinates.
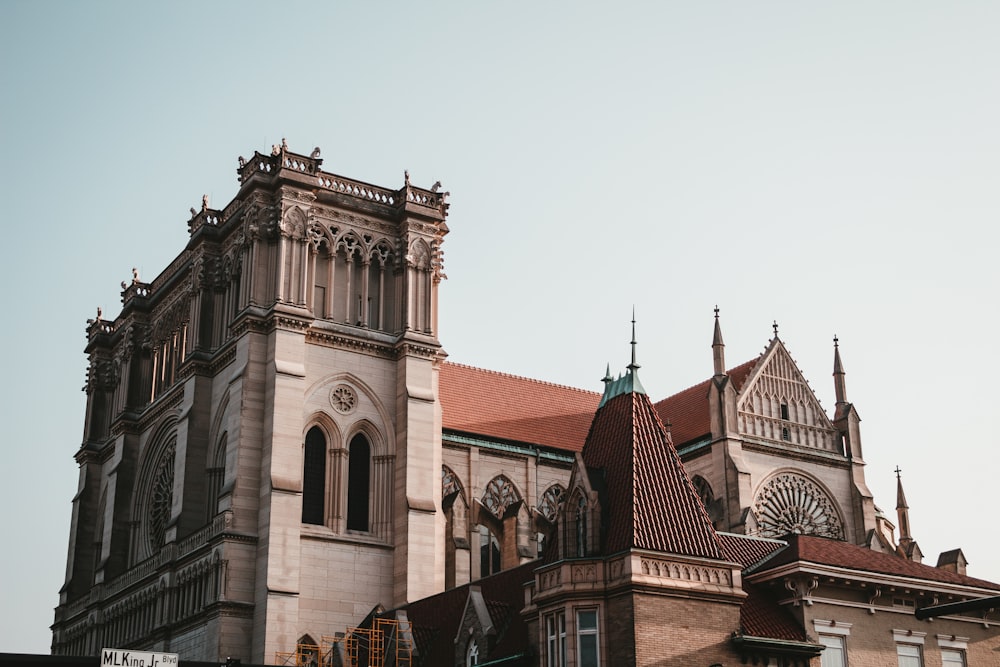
[442,466,462,500]
[752,473,844,539]
[482,475,520,520]
[538,484,564,523]
[329,384,357,415]
[146,439,176,553]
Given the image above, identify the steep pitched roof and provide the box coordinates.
[755,535,1000,590]
[440,362,600,452]
[581,388,724,558]
[653,359,757,447]
[398,561,535,666]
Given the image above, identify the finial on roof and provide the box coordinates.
[628,307,639,371]
[772,320,779,338]
[597,315,646,408]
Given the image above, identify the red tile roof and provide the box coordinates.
[719,533,787,569]
[653,359,758,447]
[755,535,1000,590]
[398,562,535,665]
[440,362,600,452]
[581,389,724,559]
[740,585,808,641]
[717,533,807,641]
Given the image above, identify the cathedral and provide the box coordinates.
[52,144,1000,666]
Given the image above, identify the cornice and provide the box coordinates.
[746,560,1000,599]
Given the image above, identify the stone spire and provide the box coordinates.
[833,335,848,405]
[896,466,911,543]
[712,306,726,377]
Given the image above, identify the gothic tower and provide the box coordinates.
[53,144,451,663]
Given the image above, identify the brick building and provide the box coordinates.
[53,145,1000,666]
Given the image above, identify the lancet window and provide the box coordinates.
[302,427,326,525]
[346,434,371,531]
[205,433,227,522]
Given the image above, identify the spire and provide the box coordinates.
[628,307,639,372]
[833,335,848,404]
[712,305,726,377]
[895,466,912,546]
[597,313,646,408]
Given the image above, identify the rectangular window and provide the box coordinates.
[897,643,922,667]
[545,611,566,667]
[941,649,965,667]
[780,402,790,420]
[819,635,846,667]
[577,609,599,667]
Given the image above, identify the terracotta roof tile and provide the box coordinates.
[654,359,758,447]
[440,362,600,452]
[716,534,807,641]
[581,389,724,559]
[756,535,1000,590]
[718,533,787,568]
[398,562,535,666]
[740,584,808,641]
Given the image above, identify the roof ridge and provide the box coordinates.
[654,356,762,405]
[718,532,788,545]
[442,361,601,396]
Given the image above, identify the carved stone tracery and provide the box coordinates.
[146,438,176,553]
[752,473,844,539]
[481,476,520,520]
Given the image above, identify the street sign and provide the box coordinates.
[100,648,180,667]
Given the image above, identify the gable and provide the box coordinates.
[736,341,839,452]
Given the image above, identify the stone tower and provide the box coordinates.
[53,144,450,663]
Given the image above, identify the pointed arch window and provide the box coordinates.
[479,525,501,577]
[347,433,370,531]
[206,433,227,522]
[302,427,326,525]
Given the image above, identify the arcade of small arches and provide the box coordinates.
[279,207,439,335]
[440,466,567,587]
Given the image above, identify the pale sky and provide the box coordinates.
[2,1,998,654]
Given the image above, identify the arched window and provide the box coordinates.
[466,639,480,666]
[206,433,227,522]
[347,433,370,531]
[302,427,326,525]
[479,525,501,577]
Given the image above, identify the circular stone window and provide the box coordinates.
[146,438,176,553]
[330,384,357,414]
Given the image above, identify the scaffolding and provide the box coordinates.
[275,617,412,666]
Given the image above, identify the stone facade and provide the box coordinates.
[54,146,1000,666]
[54,146,453,663]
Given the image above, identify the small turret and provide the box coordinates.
[895,467,923,562]
[833,335,848,405]
[712,306,726,377]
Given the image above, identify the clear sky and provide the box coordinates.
[2,1,998,654]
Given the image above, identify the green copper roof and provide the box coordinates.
[598,367,645,407]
